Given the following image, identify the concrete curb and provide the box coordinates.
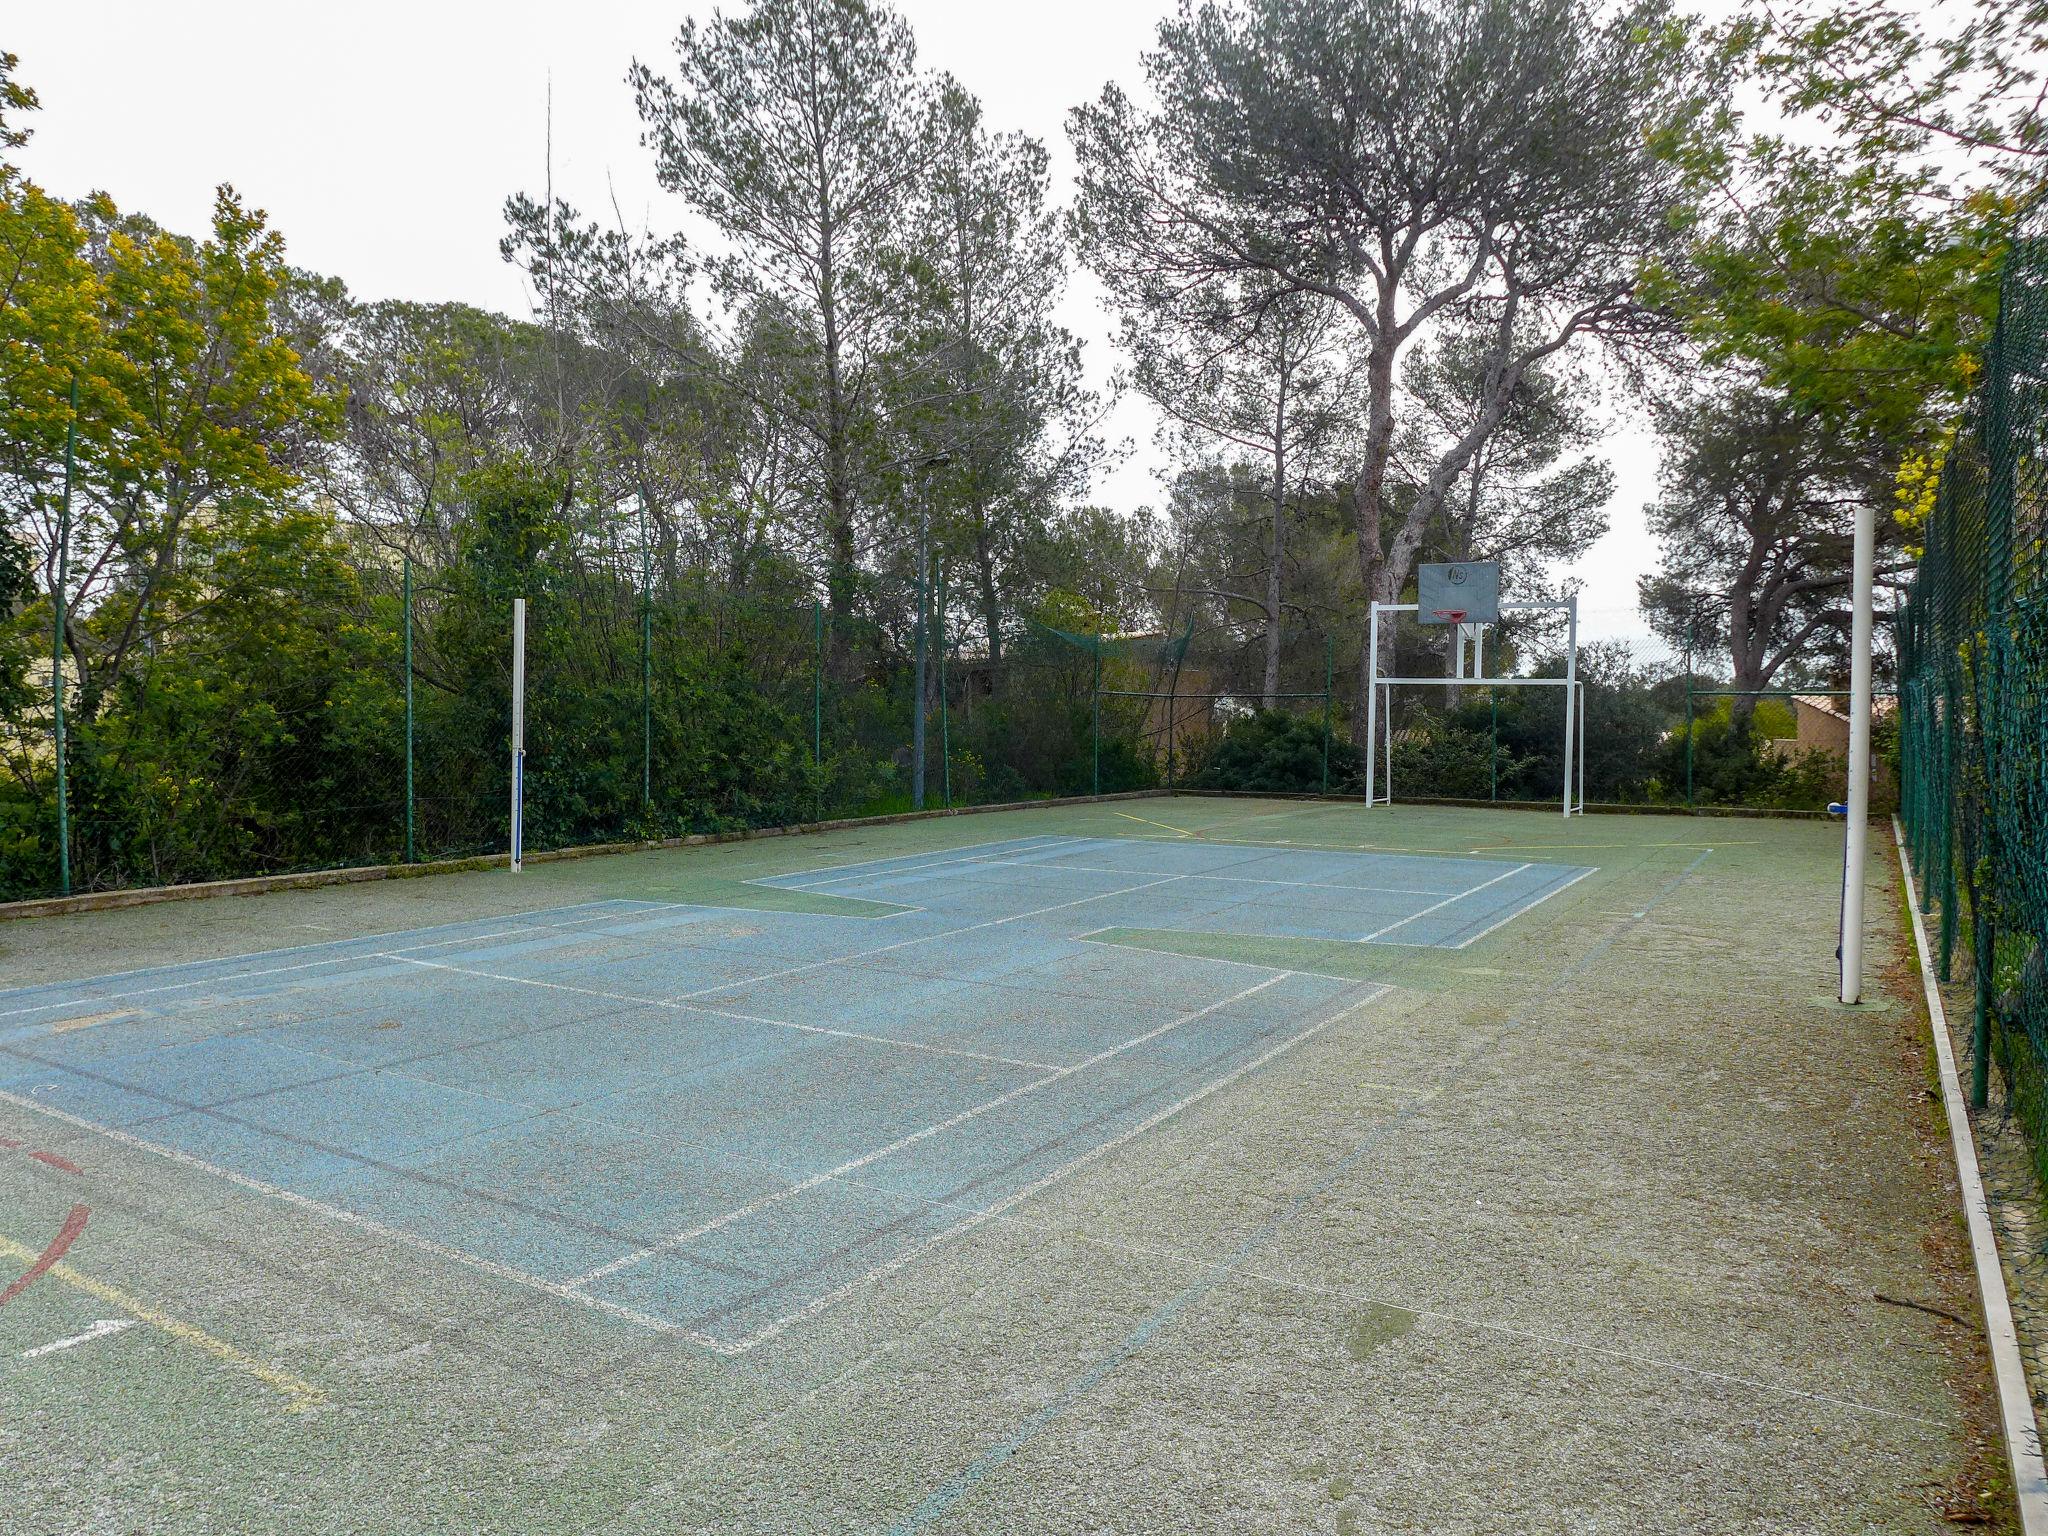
[1894,815,2048,1534]
[0,789,1168,924]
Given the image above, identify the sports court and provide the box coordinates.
[0,799,2006,1533]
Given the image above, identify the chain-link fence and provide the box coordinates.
[0,532,1892,906]
[1897,207,2048,1178]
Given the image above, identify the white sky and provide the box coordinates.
[11,0,1660,642]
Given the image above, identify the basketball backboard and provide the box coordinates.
[1416,561,1500,624]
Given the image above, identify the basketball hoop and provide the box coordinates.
[1430,609,1467,626]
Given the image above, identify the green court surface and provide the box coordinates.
[0,797,2008,1533]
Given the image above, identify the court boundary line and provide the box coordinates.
[884,852,1455,898]
[0,900,651,1018]
[0,1223,329,1412]
[1441,865,1598,949]
[0,891,928,1029]
[565,972,1291,1294]
[1357,863,1531,943]
[0,836,1569,1359]
[749,835,1072,891]
[0,1086,693,1339]
[658,872,1191,1005]
[390,956,1067,1074]
[1069,931,1375,985]
[883,848,1720,1533]
[0,962,1380,1357]
[714,980,1392,1353]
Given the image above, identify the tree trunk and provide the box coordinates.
[1263,361,1288,710]
[817,214,857,679]
[1347,324,1401,746]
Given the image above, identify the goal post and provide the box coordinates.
[1363,573,1584,817]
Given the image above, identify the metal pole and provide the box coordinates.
[510,597,526,873]
[403,556,415,864]
[1683,606,1696,811]
[1578,680,1587,813]
[640,499,652,811]
[912,499,928,812]
[1839,485,1877,1004]
[1364,605,1381,806]
[1320,634,1332,795]
[54,376,75,896]
[811,598,823,823]
[1561,595,1578,817]
[938,569,951,808]
[1091,636,1101,797]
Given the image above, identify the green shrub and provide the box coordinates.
[1191,710,1358,793]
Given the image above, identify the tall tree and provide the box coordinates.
[626,0,944,667]
[1638,386,1905,714]
[1400,337,1613,589]
[1126,285,1362,705]
[1070,0,1704,738]
[888,81,1106,674]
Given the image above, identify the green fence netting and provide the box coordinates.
[1897,207,2048,1170]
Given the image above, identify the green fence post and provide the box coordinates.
[403,555,415,864]
[1320,635,1333,795]
[53,375,76,896]
[1971,903,1995,1109]
[938,571,951,808]
[812,599,823,821]
[1092,635,1102,797]
[640,501,652,813]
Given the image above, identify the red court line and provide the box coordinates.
[28,1150,82,1174]
[0,1203,90,1307]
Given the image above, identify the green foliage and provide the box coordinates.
[1652,716,1833,810]
[1386,713,1526,802]
[1191,710,1355,795]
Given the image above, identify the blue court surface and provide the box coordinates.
[0,835,1590,1355]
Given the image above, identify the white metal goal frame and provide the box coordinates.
[1363,595,1586,818]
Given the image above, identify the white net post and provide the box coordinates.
[510,596,527,873]
[1364,604,1383,806]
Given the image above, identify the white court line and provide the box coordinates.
[390,957,1066,1073]
[715,981,1390,1353]
[0,922,595,1025]
[0,899,638,998]
[1107,830,1514,868]
[902,854,1450,898]
[566,972,1290,1293]
[759,836,1074,891]
[1446,865,1597,949]
[1070,930,1371,984]
[657,872,1190,1005]
[21,1318,137,1358]
[0,1085,691,1339]
[1357,864,1531,943]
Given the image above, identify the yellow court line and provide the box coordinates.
[0,1233,326,1413]
[1111,810,1196,838]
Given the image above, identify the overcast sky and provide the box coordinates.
[12,0,1663,642]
